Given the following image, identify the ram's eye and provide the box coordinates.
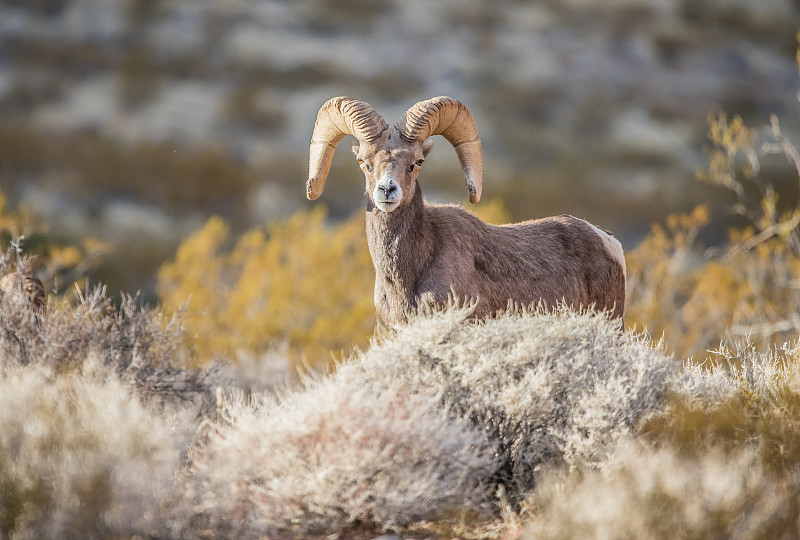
[409,159,424,173]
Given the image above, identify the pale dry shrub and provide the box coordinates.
[0,256,220,537]
[165,306,677,538]
[673,338,800,407]
[526,443,800,540]
[0,277,688,538]
[219,343,295,396]
[348,305,677,500]
[0,253,220,412]
[522,339,800,539]
[169,370,496,538]
[646,339,800,479]
[0,366,183,540]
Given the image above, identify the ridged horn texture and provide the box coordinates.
[307,97,388,200]
[397,96,483,203]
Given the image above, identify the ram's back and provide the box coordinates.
[420,208,626,319]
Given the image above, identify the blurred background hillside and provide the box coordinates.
[0,0,798,299]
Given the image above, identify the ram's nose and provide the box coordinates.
[373,176,403,212]
[377,183,398,196]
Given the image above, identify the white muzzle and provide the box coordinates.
[373,175,402,212]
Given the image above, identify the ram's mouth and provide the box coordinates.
[375,199,399,212]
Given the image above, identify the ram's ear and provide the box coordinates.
[422,139,434,158]
[351,141,360,156]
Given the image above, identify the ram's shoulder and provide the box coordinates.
[426,203,489,232]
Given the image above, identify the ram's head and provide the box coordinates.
[307,96,483,212]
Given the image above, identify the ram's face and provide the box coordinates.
[353,130,434,213]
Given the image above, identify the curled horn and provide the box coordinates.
[396,96,483,203]
[307,97,388,200]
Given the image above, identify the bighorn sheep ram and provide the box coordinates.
[307,96,626,327]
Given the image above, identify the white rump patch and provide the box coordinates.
[584,220,626,279]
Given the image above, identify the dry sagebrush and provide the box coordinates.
[349,306,676,497]
[0,257,219,539]
[0,253,312,539]
[525,339,800,539]
[651,339,800,479]
[171,372,496,538]
[11,262,786,538]
[527,443,800,540]
[0,368,182,539]
[0,258,220,411]
[167,306,676,538]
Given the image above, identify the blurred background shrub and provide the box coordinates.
[3,105,799,366]
[155,99,800,365]
[157,207,376,368]
[625,109,800,359]
[0,0,798,298]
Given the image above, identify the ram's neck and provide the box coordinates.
[365,182,434,297]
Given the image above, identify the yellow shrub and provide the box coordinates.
[626,208,800,360]
[626,111,800,360]
[624,205,710,347]
[158,207,375,368]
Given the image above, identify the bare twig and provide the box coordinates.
[762,115,800,180]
